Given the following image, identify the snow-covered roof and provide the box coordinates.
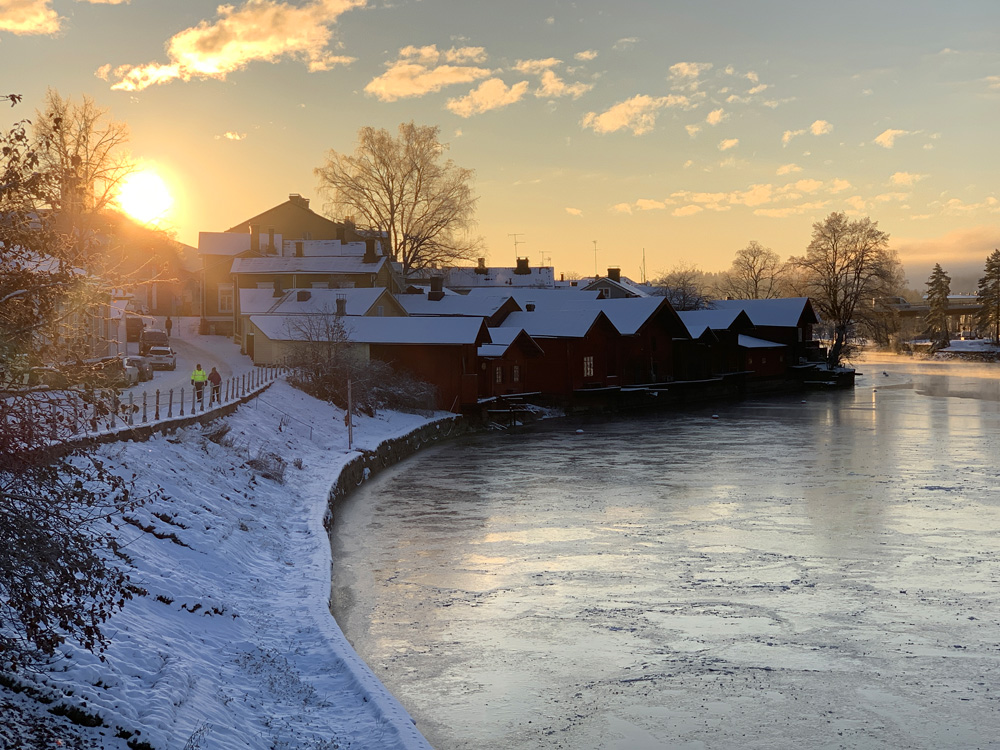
[269,288,391,316]
[478,328,544,359]
[230,255,388,275]
[250,314,487,345]
[738,334,785,349]
[499,309,608,338]
[397,293,517,317]
[676,309,749,338]
[281,239,369,257]
[711,298,817,327]
[444,265,556,289]
[581,275,651,297]
[464,287,602,309]
[199,231,252,256]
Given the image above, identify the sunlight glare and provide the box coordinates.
[117,170,174,226]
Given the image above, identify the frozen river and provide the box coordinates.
[329,355,1000,749]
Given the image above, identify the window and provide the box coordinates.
[376,305,384,317]
[218,283,234,313]
[512,365,520,383]
[583,356,594,378]
[495,366,504,383]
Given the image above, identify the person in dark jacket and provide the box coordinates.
[207,366,222,405]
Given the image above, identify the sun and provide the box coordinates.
[117,169,174,226]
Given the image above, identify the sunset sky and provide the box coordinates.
[2,0,999,286]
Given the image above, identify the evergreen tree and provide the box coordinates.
[924,263,951,345]
[976,250,1000,342]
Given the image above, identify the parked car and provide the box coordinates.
[70,356,139,388]
[125,314,145,342]
[125,355,153,382]
[139,328,169,355]
[146,346,177,371]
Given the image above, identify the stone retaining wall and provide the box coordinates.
[324,415,468,529]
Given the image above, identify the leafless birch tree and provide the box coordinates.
[315,122,481,276]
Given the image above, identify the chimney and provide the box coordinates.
[525,302,536,312]
[295,241,304,257]
[428,276,445,302]
[608,267,621,282]
[272,279,283,298]
[335,294,347,316]
[363,237,377,263]
[250,224,260,254]
[475,257,488,275]
[288,193,310,209]
[514,257,530,275]
[296,290,311,302]
[560,273,564,282]
[267,226,276,254]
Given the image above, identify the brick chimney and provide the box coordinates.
[608,267,621,282]
[335,294,347,316]
[363,237,377,263]
[428,276,445,302]
[288,193,310,209]
[514,257,530,275]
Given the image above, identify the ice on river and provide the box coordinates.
[331,354,1000,750]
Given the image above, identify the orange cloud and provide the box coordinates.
[445,79,529,117]
[582,94,691,135]
[366,44,492,101]
[105,0,364,91]
[0,0,60,35]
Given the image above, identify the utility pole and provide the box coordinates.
[592,240,598,277]
[641,247,647,284]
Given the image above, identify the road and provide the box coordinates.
[122,316,255,398]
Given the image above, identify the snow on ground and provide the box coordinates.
[2,324,442,749]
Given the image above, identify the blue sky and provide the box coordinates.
[2,0,999,285]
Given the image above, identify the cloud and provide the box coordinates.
[581,94,690,135]
[810,119,833,135]
[105,0,364,91]
[612,203,633,214]
[706,108,726,125]
[829,178,852,193]
[937,196,1000,215]
[636,199,670,211]
[747,84,769,95]
[894,226,1000,271]
[874,128,910,148]
[81,0,129,3]
[776,163,802,175]
[365,44,493,101]
[891,171,926,186]
[613,37,638,51]
[875,192,909,203]
[753,201,829,218]
[718,138,739,151]
[782,128,806,145]
[565,207,583,217]
[514,57,562,75]
[673,205,705,217]
[218,131,247,141]
[669,61,712,80]
[985,75,1000,91]
[845,195,867,212]
[575,50,598,62]
[685,124,701,137]
[0,0,60,35]
[445,78,529,117]
[535,70,592,99]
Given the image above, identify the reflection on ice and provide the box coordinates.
[330,354,1000,750]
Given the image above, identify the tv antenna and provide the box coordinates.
[509,233,525,259]
[592,240,599,276]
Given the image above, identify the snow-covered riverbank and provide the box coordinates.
[2,380,443,749]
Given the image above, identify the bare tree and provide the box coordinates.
[717,241,787,299]
[315,122,481,277]
[789,212,905,366]
[1,99,150,670]
[31,89,134,226]
[650,263,711,310]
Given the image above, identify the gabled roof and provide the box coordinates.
[499,309,613,339]
[711,297,819,327]
[397,293,518,318]
[676,309,754,339]
[250,314,488,346]
[464,287,602,308]
[478,328,545,359]
[225,196,341,234]
[199,231,252,257]
[230,255,388,275]
[738,335,785,349]
[581,275,650,297]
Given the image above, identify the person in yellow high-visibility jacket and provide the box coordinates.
[191,363,208,403]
